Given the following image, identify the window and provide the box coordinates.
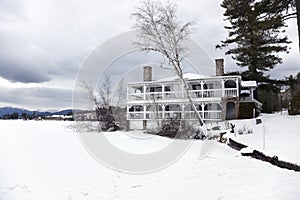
[146,105,163,111]
[184,104,201,111]
[164,86,171,91]
[189,82,201,90]
[149,86,162,92]
[204,103,222,111]
[165,104,181,111]
[135,86,143,93]
[240,88,251,97]
[203,81,222,89]
[225,80,237,88]
[129,105,143,112]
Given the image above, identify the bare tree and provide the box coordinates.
[132,0,205,127]
[82,76,119,131]
[115,77,126,108]
[113,77,128,128]
[98,75,112,108]
[81,81,101,121]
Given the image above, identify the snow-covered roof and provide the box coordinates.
[157,73,210,82]
[241,81,257,87]
[128,73,241,85]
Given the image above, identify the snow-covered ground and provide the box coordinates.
[0,112,300,200]
[231,112,300,164]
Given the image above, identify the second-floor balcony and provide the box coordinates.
[128,88,238,101]
[127,76,240,102]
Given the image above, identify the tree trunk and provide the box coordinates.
[180,77,204,127]
[296,0,300,51]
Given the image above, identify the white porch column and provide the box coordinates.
[143,105,146,120]
[162,83,165,99]
[221,79,225,97]
[236,78,240,97]
[251,88,254,100]
[201,81,204,98]
[143,84,147,100]
[127,105,130,120]
[162,104,165,119]
[181,81,185,99]
[181,104,185,119]
[201,103,205,120]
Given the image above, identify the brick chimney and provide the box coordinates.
[215,58,224,76]
[143,66,152,81]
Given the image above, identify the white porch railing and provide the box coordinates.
[224,89,238,97]
[128,93,144,101]
[128,88,239,101]
[163,91,183,99]
[184,111,203,119]
[188,89,223,98]
[146,112,163,119]
[204,111,222,120]
[188,90,203,98]
[128,112,144,119]
[185,111,222,120]
[202,89,222,98]
[164,111,182,119]
[128,110,222,121]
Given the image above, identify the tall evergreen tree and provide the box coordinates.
[260,0,299,50]
[217,0,291,82]
[297,0,300,50]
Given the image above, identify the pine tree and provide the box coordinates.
[217,0,291,82]
[261,0,299,50]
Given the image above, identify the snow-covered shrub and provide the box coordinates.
[157,118,180,138]
[238,125,253,135]
[70,121,101,132]
[96,107,120,131]
[155,119,206,139]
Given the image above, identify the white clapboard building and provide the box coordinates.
[126,59,261,130]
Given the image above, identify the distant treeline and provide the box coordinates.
[1,111,73,120]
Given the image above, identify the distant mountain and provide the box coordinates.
[0,107,32,117]
[51,109,74,115]
[0,107,77,118]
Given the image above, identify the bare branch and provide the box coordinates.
[81,81,100,109]
[98,75,112,108]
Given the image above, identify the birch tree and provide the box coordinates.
[132,0,205,127]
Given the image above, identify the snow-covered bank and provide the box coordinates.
[230,111,300,164]
[0,115,300,200]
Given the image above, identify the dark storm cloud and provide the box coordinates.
[0,0,86,84]
[0,27,52,83]
[0,1,50,83]
[0,57,51,83]
[0,28,83,83]
[0,86,73,109]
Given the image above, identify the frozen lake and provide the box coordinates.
[0,112,300,200]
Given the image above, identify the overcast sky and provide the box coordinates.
[0,0,299,110]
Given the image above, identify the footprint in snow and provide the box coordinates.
[82,190,88,196]
[4,185,31,193]
[131,185,143,188]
